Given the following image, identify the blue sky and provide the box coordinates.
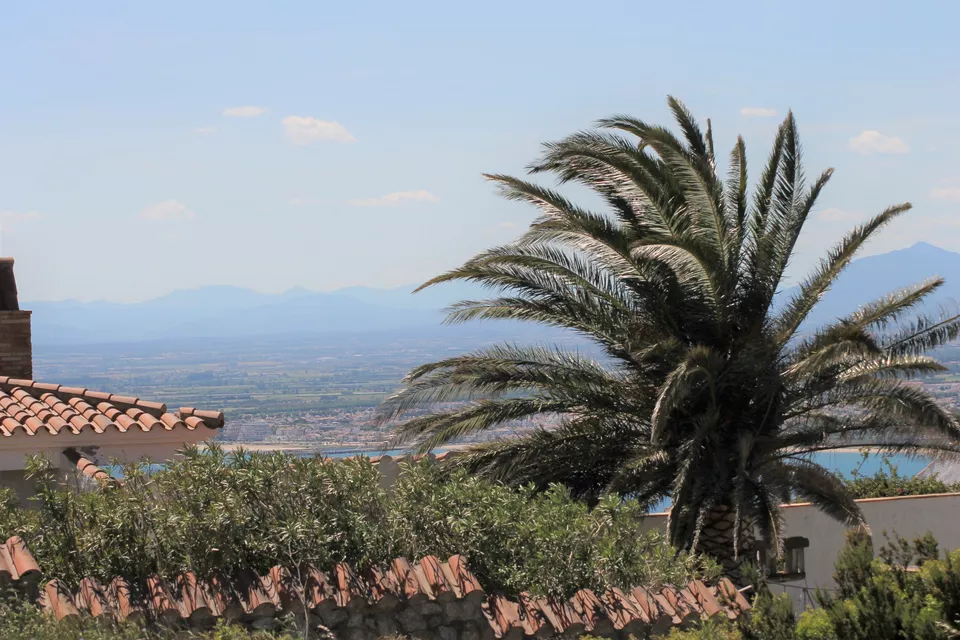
[1,0,958,302]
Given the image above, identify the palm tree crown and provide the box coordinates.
[380,97,960,575]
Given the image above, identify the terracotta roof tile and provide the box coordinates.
[3,537,748,635]
[41,579,79,620]
[0,378,224,438]
[77,577,112,619]
[0,536,40,585]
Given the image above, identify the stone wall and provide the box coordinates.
[305,592,490,640]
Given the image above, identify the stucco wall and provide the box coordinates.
[639,493,960,611]
[0,469,36,507]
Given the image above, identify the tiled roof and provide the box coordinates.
[2,537,750,636]
[62,447,114,483]
[0,377,224,436]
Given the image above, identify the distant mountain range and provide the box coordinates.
[781,242,960,329]
[23,242,960,346]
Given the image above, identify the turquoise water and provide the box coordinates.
[812,451,928,478]
[645,452,929,513]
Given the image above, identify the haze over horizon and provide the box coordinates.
[3,1,960,303]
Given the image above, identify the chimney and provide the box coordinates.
[0,259,31,380]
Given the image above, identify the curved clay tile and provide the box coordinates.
[174,571,214,627]
[77,577,113,619]
[159,413,186,430]
[598,587,644,630]
[484,595,523,637]
[417,555,453,601]
[178,408,225,429]
[41,579,80,619]
[365,565,401,610]
[146,574,182,626]
[303,567,335,613]
[447,555,483,597]
[390,557,422,603]
[516,592,548,637]
[12,536,748,635]
[690,579,724,618]
[332,562,367,610]
[539,595,586,637]
[110,576,146,625]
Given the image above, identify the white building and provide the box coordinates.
[639,493,960,611]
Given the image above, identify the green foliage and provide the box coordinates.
[739,583,796,640]
[814,532,959,640]
[390,462,718,595]
[381,95,960,572]
[653,619,742,639]
[0,446,713,600]
[831,529,875,600]
[842,452,960,499]
[0,596,297,639]
[795,609,836,640]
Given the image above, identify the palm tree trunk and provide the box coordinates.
[695,505,755,586]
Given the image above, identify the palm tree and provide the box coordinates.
[380,97,960,581]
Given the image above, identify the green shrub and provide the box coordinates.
[795,609,836,640]
[654,619,742,639]
[815,532,950,640]
[0,445,715,599]
[0,596,297,639]
[739,583,795,640]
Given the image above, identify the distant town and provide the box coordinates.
[33,328,572,454]
[32,328,960,455]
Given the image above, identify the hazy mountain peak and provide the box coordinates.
[26,243,960,346]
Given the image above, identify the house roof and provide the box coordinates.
[3,536,751,635]
[0,377,224,438]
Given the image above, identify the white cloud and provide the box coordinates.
[288,197,310,206]
[346,190,439,208]
[282,116,356,145]
[818,207,862,222]
[193,126,217,135]
[222,106,269,118]
[497,222,520,231]
[0,211,42,226]
[848,130,909,155]
[740,107,778,118]
[931,187,960,202]
[138,200,195,222]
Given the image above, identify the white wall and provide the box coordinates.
[640,493,960,611]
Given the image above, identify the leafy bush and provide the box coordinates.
[841,452,960,499]
[813,532,955,640]
[795,609,836,640]
[653,620,742,639]
[0,595,296,639]
[739,583,795,640]
[0,445,715,599]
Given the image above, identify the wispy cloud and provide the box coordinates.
[193,126,217,135]
[848,130,909,155]
[0,211,43,247]
[818,207,862,222]
[931,187,960,202]
[222,106,269,118]
[138,200,195,222]
[0,211,43,226]
[282,116,356,145]
[497,222,520,231]
[740,107,778,118]
[346,190,439,208]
